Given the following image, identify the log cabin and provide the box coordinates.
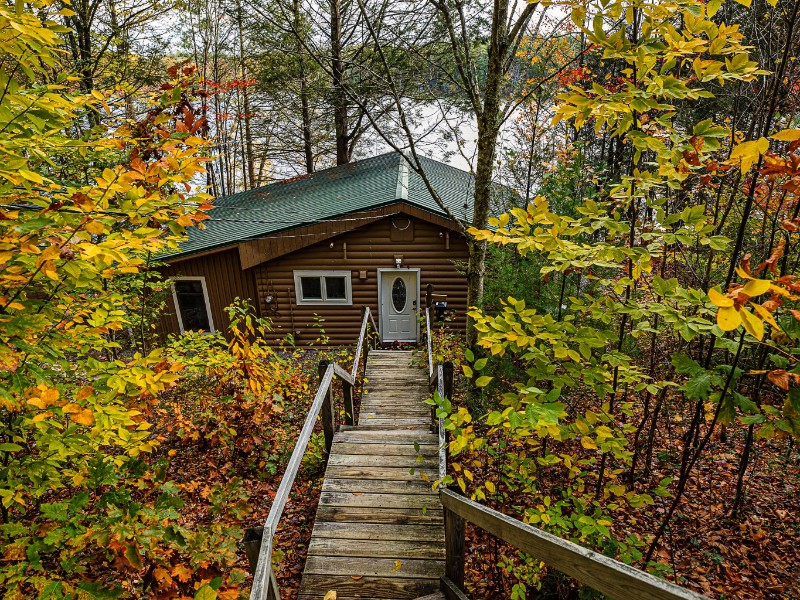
[158,152,475,345]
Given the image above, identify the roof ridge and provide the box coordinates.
[394,155,409,201]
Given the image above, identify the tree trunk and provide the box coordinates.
[330,0,349,164]
[295,0,314,173]
[465,0,508,346]
[236,0,256,187]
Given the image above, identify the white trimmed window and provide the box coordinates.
[171,276,215,333]
[293,270,352,305]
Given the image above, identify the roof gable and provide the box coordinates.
[163,152,475,260]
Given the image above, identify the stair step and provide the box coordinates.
[299,347,444,599]
[414,593,447,600]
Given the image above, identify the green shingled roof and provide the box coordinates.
[164,152,476,260]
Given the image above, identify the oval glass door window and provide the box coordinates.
[391,277,407,312]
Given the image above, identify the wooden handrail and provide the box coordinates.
[250,308,377,600]
[368,310,379,347]
[425,306,451,484]
[250,363,334,600]
[439,489,706,600]
[436,365,446,482]
[425,307,434,379]
[351,306,371,381]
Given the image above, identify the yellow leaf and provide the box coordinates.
[739,308,764,341]
[708,288,733,307]
[61,403,81,414]
[730,138,768,174]
[40,387,59,403]
[581,437,598,450]
[608,484,626,497]
[391,560,402,573]
[32,412,53,423]
[70,409,95,426]
[323,593,337,600]
[85,220,104,235]
[771,129,800,142]
[717,306,742,331]
[751,303,780,330]
[742,279,771,297]
[41,261,59,281]
[485,481,496,493]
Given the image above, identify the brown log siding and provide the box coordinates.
[254,215,468,344]
[157,248,258,339]
[159,213,468,345]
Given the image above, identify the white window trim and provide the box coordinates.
[293,270,353,306]
[171,276,215,333]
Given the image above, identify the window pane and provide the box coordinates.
[300,276,322,300]
[175,280,211,331]
[391,277,407,312]
[325,276,347,300]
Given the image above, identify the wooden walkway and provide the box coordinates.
[298,350,446,600]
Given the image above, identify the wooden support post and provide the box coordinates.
[361,306,371,363]
[444,502,466,590]
[343,379,354,426]
[426,283,433,309]
[443,361,454,403]
[267,570,281,600]
[318,360,335,456]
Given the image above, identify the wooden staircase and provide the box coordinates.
[297,350,445,600]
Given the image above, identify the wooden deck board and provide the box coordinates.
[298,351,444,600]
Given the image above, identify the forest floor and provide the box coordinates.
[446,386,800,600]
[144,343,798,600]
[133,347,359,600]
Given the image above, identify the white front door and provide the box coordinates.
[379,269,419,342]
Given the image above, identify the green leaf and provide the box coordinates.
[464,348,475,362]
[194,585,217,600]
[683,373,712,401]
[739,414,765,425]
[475,376,492,388]
[671,353,703,376]
[474,358,488,371]
[124,542,142,570]
[0,443,23,452]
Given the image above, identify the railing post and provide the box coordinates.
[318,360,335,456]
[444,502,466,590]
[361,306,372,363]
[267,570,281,600]
[426,282,433,308]
[430,370,438,433]
[343,378,355,426]
[443,361,454,399]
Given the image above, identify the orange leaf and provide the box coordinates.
[172,564,193,582]
[75,386,93,401]
[70,408,95,426]
[768,370,789,391]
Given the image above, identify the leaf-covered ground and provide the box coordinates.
[107,346,358,599]
[445,380,800,599]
